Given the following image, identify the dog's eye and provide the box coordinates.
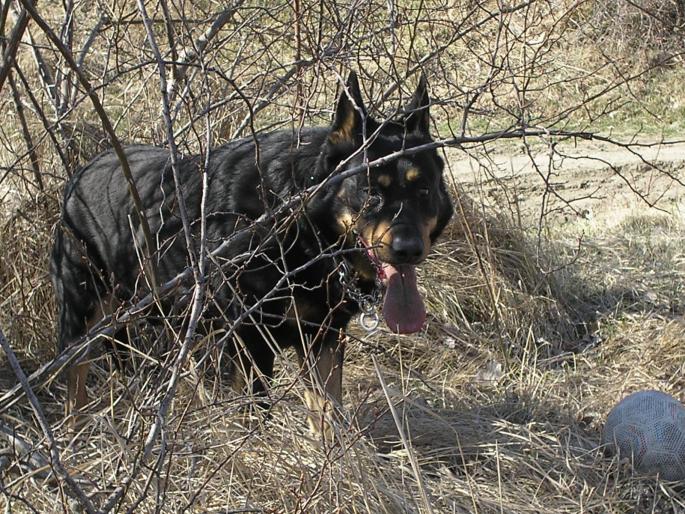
[418,188,430,198]
[363,189,383,210]
[367,193,383,206]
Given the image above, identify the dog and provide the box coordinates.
[51,72,453,435]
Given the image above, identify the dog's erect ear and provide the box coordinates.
[329,72,367,145]
[403,73,431,137]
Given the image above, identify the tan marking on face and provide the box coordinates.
[360,226,374,247]
[375,221,393,247]
[425,215,438,235]
[405,168,421,182]
[353,255,377,280]
[377,174,392,188]
[334,209,374,279]
[419,216,438,260]
[365,220,393,261]
[336,209,355,234]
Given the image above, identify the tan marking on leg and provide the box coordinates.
[67,361,90,423]
[65,294,118,422]
[299,335,345,441]
[86,294,119,331]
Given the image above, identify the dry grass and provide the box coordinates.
[0,186,60,364]
[2,163,685,512]
[2,0,685,512]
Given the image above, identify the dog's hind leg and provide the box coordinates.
[51,227,109,418]
[67,362,90,415]
[296,331,345,441]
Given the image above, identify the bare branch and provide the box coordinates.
[20,0,160,290]
[0,328,96,514]
[0,6,29,92]
[8,70,42,190]
[167,1,243,101]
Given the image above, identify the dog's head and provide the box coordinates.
[319,72,453,334]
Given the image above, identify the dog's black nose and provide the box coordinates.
[391,234,424,262]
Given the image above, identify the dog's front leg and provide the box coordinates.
[298,331,345,441]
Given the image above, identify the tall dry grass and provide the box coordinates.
[1,0,685,512]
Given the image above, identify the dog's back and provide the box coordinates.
[52,131,330,344]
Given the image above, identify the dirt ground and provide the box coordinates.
[448,138,685,227]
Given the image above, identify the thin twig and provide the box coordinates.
[0,6,29,92]
[8,70,43,190]
[0,329,96,514]
[20,0,160,290]
[168,1,243,102]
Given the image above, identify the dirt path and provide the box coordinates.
[446,138,685,227]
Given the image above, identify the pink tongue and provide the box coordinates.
[381,264,426,334]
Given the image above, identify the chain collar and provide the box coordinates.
[337,244,384,334]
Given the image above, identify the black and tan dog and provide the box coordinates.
[51,72,453,434]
